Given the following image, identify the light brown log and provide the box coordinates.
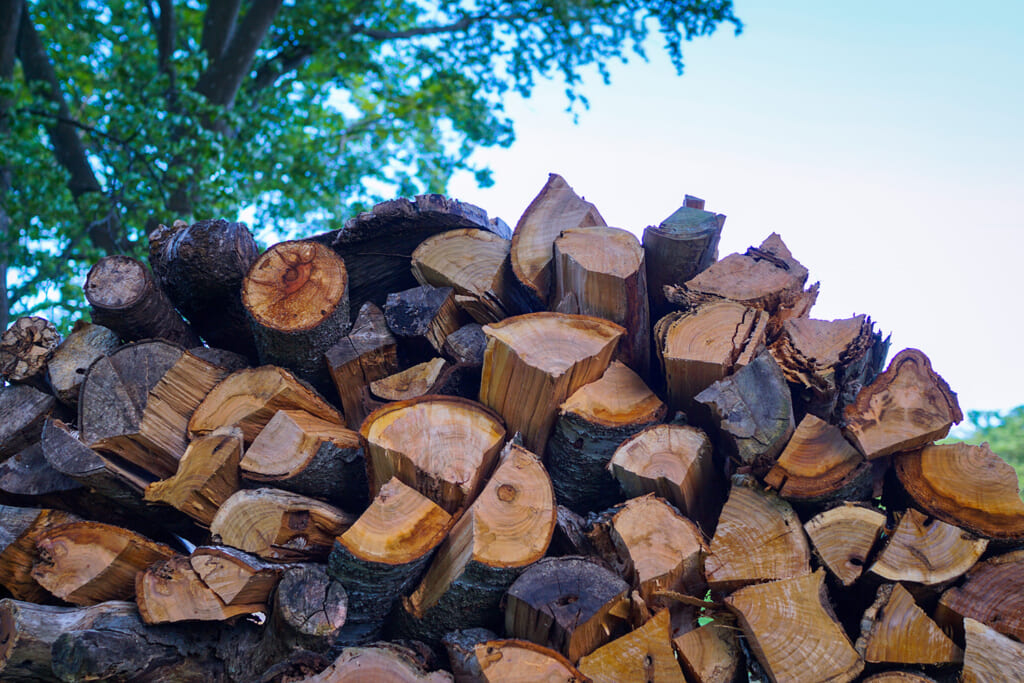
[385,284,468,361]
[371,357,449,401]
[479,312,623,454]
[0,506,78,602]
[189,545,282,606]
[577,609,684,683]
[302,644,454,682]
[325,301,399,429]
[45,321,120,409]
[509,173,606,311]
[843,348,962,459]
[136,554,264,623]
[868,507,986,585]
[962,617,1024,683]
[725,569,863,683]
[0,383,56,461]
[474,640,588,683]
[361,395,506,513]
[0,315,60,390]
[803,503,886,587]
[673,620,745,683]
[935,549,1024,642]
[855,582,962,666]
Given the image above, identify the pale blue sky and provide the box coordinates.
[449,1,1024,412]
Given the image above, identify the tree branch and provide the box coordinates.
[148,0,177,99]
[0,0,23,329]
[250,42,314,92]
[201,0,242,62]
[195,0,284,108]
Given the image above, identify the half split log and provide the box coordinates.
[0,316,61,391]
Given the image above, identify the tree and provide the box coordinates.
[0,0,741,330]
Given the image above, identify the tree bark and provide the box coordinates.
[385,284,468,362]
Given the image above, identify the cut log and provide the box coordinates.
[411,227,514,324]
[962,617,1024,683]
[934,549,1024,642]
[894,442,1024,540]
[148,217,260,359]
[241,239,350,393]
[442,323,488,366]
[704,475,811,592]
[861,674,938,683]
[868,507,986,585]
[577,609,684,683]
[241,409,367,509]
[371,357,449,401]
[0,441,84,511]
[609,423,720,536]
[473,640,588,683]
[189,364,343,444]
[0,316,60,391]
[673,619,745,683]
[724,569,863,683]
[505,556,630,664]
[302,644,454,682]
[479,312,623,454]
[31,520,176,605]
[385,284,468,361]
[189,545,282,606]
[643,199,725,319]
[803,503,886,587]
[45,321,120,409]
[0,384,56,461]
[401,443,556,643]
[843,348,962,460]
[695,350,795,477]
[442,627,497,682]
[361,395,506,513]
[0,506,78,602]
[143,426,244,525]
[547,361,666,514]
[655,301,767,411]
[325,302,400,429]
[136,553,264,623]
[189,345,251,372]
[328,477,453,644]
[553,226,650,375]
[855,582,962,666]
[210,488,354,562]
[763,414,872,505]
[266,563,348,656]
[84,254,201,346]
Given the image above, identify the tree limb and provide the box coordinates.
[201,0,242,62]
[353,14,485,40]
[250,42,314,92]
[148,0,177,100]
[195,0,284,108]
[0,0,23,329]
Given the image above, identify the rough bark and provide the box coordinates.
[0,383,56,461]
[385,284,468,362]
[0,316,60,390]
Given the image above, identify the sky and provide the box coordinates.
[447,0,1024,414]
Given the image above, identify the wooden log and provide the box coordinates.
[803,503,886,587]
[479,312,623,454]
[443,322,488,366]
[189,545,283,607]
[509,173,606,312]
[962,617,1024,683]
[862,674,938,683]
[0,315,60,391]
[371,357,449,401]
[577,609,684,683]
[643,198,725,320]
[360,395,506,514]
[136,554,264,623]
[473,639,588,683]
[0,506,78,602]
[148,217,260,360]
[44,321,120,409]
[210,488,354,562]
[442,627,497,682]
[553,226,650,375]
[608,423,720,536]
[0,383,56,461]
[241,409,367,509]
[704,475,811,592]
[0,440,85,511]
[328,477,452,644]
[547,361,666,514]
[325,302,399,429]
[31,521,177,605]
[385,284,468,362]
[84,254,201,346]
[266,563,348,656]
[673,619,745,683]
[854,582,962,666]
[894,442,1024,540]
[302,644,454,682]
[241,239,350,393]
[868,507,986,585]
[934,549,1024,643]
[505,556,630,664]
[843,348,962,460]
[189,345,251,372]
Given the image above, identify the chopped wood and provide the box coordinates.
[0,506,79,602]
[442,322,488,366]
[844,348,962,459]
[962,617,1024,683]
[0,383,56,461]
[0,316,60,391]
[303,643,454,682]
[371,357,449,401]
[0,440,83,509]
[385,284,468,361]
[935,549,1024,643]
[267,563,348,655]
[473,639,588,683]
[480,312,623,454]
[325,301,399,428]
[804,503,886,587]
[136,553,263,623]
[189,345,251,371]
[442,627,497,682]
[577,609,684,683]
[855,582,962,666]
[869,508,986,585]
[44,321,119,409]
[190,545,282,606]
[673,619,745,683]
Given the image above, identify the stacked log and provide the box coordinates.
[1,183,1021,683]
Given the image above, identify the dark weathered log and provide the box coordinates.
[934,549,1024,643]
[0,316,60,391]
[962,617,1024,683]
[385,284,468,363]
[0,440,85,511]
[855,583,962,666]
[0,506,78,602]
[442,628,497,682]
[302,643,454,682]
[188,345,251,372]
[137,554,264,624]
[803,503,886,587]
[673,619,745,683]
[442,323,488,366]
[0,383,56,461]
[868,508,986,586]
[326,301,399,429]
[149,218,260,360]
[267,563,348,655]
[45,321,120,409]
[577,609,685,683]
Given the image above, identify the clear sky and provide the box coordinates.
[448,0,1024,413]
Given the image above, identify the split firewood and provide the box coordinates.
[0,506,79,602]
[868,508,987,585]
[962,617,1024,683]
[264,563,348,657]
[189,364,343,444]
[189,345,251,372]
[44,321,119,409]
[505,556,630,663]
[803,503,886,587]
[211,488,354,562]
[725,569,863,683]
[241,239,350,393]
[894,442,1024,540]
[547,362,666,514]
[148,217,261,360]
[371,357,449,401]
[411,227,514,324]
[643,197,725,319]
[442,627,497,682]
[328,477,453,644]
[84,254,201,346]
[609,423,720,535]
[443,322,488,366]
[0,316,60,391]
[553,226,650,375]
[673,619,745,683]
[654,301,767,411]
[360,395,506,513]
[695,350,795,477]
[855,582,962,666]
[401,443,556,644]
[844,348,962,460]
[385,284,468,361]
[862,674,938,683]
[934,549,1024,643]
[189,545,283,606]
[0,383,56,461]
[472,639,588,683]
[509,174,606,312]
[763,414,872,505]
[480,312,623,454]
[136,553,264,623]
[325,301,399,428]
[241,409,367,509]
[31,520,177,605]
[576,609,685,683]
[0,440,84,511]
[303,643,454,683]
[704,475,811,592]
[143,426,244,525]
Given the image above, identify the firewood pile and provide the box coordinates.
[2,174,1024,682]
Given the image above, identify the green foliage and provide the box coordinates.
[957,406,1024,488]
[0,0,741,329]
